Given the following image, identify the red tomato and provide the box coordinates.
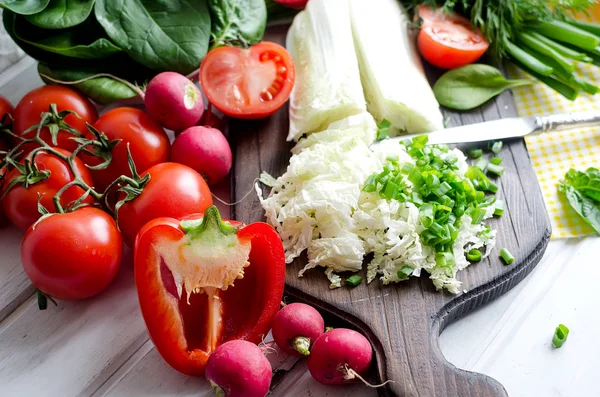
[0,166,6,227]
[417,6,489,69]
[2,148,95,231]
[0,94,13,129]
[81,107,170,192]
[117,163,213,247]
[200,42,295,120]
[21,207,122,301]
[13,86,98,153]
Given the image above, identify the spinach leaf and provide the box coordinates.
[38,63,139,105]
[11,14,120,59]
[95,0,211,74]
[25,0,96,29]
[563,167,600,203]
[433,64,534,110]
[0,0,50,15]
[559,182,600,234]
[209,0,266,48]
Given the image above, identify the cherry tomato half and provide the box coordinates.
[117,163,213,247]
[200,42,295,120]
[417,6,489,69]
[21,207,122,301]
[13,85,98,153]
[81,107,171,193]
[2,148,94,231]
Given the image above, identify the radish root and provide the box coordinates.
[338,364,394,388]
[292,336,311,356]
[39,73,146,99]
[258,337,278,356]
[211,178,260,206]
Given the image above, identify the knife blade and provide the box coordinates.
[371,111,600,147]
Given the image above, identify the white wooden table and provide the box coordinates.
[1,28,599,397]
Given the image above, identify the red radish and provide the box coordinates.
[144,72,204,131]
[272,303,324,356]
[205,340,272,397]
[274,0,307,8]
[170,126,232,185]
[308,328,372,386]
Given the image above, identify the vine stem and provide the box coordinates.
[39,72,146,100]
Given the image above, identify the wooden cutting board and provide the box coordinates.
[231,24,551,397]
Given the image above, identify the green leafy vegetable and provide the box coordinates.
[433,64,534,110]
[208,0,267,48]
[94,0,211,74]
[25,0,96,29]
[552,324,569,348]
[11,15,120,59]
[559,168,600,234]
[0,0,50,15]
[38,63,139,104]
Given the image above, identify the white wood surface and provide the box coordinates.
[1,51,599,397]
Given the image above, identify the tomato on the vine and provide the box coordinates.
[200,42,295,119]
[0,94,13,128]
[13,86,98,153]
[21,207,122,301]
[1,148,94,231]
[417,5,489,69]
[81,107,171,192]
[117,163,213,247]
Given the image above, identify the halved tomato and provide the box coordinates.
[200,42,295,120]
[417,5,489,69]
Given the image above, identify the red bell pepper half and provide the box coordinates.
[134,206,286,376]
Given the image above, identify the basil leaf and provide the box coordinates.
[38,63,138,105]
[10,14,120,59]
[559,182,600,234]
[208,0,266,48]
[433,64,534,110]
[0,0,50,15]
[25,0,96,29]
[95,0,211,74]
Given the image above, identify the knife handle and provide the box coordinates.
[535,111,600,133]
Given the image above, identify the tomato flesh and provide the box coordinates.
[417,6,489,69]
[200,42,295,119]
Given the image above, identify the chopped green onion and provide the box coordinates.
[468,148,483,159]
[466,249,482,262]
[500,248,515,265]
[376,119,392,141]
[488,141,503,154]
[345,275,363,287]
[486,181,499,193]
[490,157,503,165]
[494,200,504,216]
[475,158,488,171]
[397,266,413,280]
[552,324,570,348]
[435,252,455,267]
[487,163,505,177]
[363,174,378,192]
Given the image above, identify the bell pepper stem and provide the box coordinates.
[180,206,237,239]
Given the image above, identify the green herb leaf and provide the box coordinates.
[433,64,534,110]
[25,0,96,29]
[95,0,211,74]
[208,0,266,48]
[38,63,138,105]
[0,0,50,15]
[559,181,600,234]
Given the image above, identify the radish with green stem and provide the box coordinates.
[144,72,204,132]
[308,328,375,386]
[205,340,272,397]
[170,126,232,185]
[272,302,324,356]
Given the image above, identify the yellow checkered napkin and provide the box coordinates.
[510,62,600,238]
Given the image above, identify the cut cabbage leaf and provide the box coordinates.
[349,0,444,135]
[286,0,367,142]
